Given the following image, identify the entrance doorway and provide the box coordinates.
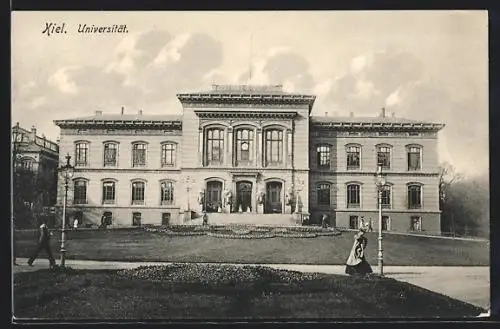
[206,181,223,213]
[265,181,283,214]
[236,181,253,212]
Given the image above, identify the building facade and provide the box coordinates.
[54,85,444,233]
[12,123,59,226]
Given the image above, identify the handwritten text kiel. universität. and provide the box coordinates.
[42,22,129,36]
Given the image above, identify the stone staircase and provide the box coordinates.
[187,213,298,226]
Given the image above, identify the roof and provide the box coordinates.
[56,114,182,122]
[54,114,183,128]
[310,115,445,131]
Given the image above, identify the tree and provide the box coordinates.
[438,162,462,234]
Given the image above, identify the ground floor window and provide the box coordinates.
[382,215,391,231]
[162,213,171,226]
[410,216,422,231]
[349,215,359,229]
[132,212,142,226]
[103,211,113,226]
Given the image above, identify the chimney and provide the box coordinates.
[121,106,124,115]
[349,112,354,117]
[30,125,36,141]
[391,112,395,118]
[95,110,103,116]
[324,112,329,116]
[380,107,386,118]
[138,109,143,115]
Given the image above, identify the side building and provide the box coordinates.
[54,84,444,234]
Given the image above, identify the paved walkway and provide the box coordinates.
[13,258,490,310]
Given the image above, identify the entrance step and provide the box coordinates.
[189,213,297,226]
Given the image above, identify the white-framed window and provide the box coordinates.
[346,145,361,170]
[407,145,422,171]
[407,184,422,209]
[378,185,392,209]
[161,143,176,167]
[131,181,146,205]
[264,129,284,166]
[160,181,174,205]
[316,145,330,169]
[205,128,224,165]
[235,128,254,165]
[103,142,118,167]
[376,145,392,170]
[75,142,89,166]
[73,179,88,204]
[132,142,147,167]
[102,180,116,204]
[347,184,361,208]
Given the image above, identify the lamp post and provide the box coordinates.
[375,165,387,276]
[59,153,74,268]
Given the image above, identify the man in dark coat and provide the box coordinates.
[27,219,56,268]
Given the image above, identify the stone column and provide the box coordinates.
[287,129,293,168]
[198,128,204,166]
[227,128,233,167]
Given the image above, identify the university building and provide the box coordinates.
[54,84,444,233]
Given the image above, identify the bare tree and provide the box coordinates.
[438,162,462,235]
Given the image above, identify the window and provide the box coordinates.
[161,143,176,167]
[160,181,174,205]
[407,146,422,171]
[265,129,284,165]
[349,216,359,229]
[131,181,145,205]
[347,184,361,208]
[162,213,171,226]
[102,181,116,204]
[316,145,330,168]
[75,142,89,166]
[377,145,391,169]
[346,145,361,169]
[317,183,331,206]
[408,184,422,209]
[20,158,35,170]
[73,180,87,204]
[235,129,254,165]
[205,128,224,165]
[132,143,147,167]
[132,212,142,226]
[411,216,422,231]
[103,142,118,167]
[378,186,391,209]
[382,216,391,231]
[103,211,113,226]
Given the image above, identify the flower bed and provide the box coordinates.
[274,232,317,238]
[207,231,276,239]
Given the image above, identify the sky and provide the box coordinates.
[11,11,488,177]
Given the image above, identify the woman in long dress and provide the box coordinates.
[345,226,373,276]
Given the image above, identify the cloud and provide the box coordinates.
[48,67,79,94]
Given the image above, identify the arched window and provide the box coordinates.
[316,145,330,168]
[265,129,284,166]
[346,144,361,170]
[131,181,146,205]
[376,144,392,169]
[160,181,174,205]
[132,142,147,167]
[346,184,361,208]
[73,179,87,204]
[407,145,422,171]
[407,184,422,209]
[317,183,331,206]
[205,128,224,165]
[161,143,176,167]
[102,180,116,204]
[75,142,89,166]
[103,142,118,167]
[235,128,254,165]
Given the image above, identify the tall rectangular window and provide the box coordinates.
[75,142,89,166]
[132,181,145,205]
[410,216,422,231]
[382,216,391,231]
[161,181,174,205]
[346,145,360,169]
[408,146,422,171]
[347,184,361,208]
[132,143,147,167]
[132,212,142,226]
[408,185,422,209]
[349,216,359,229]
[316,145,330,168]
[206,128,224,165]
[265,129,283,166]
[161,143,176,167]
[73,180,87,204]
[235,129,254,165]
[103,143,118,167]
[377,146,391,169]
[317,183,331,206]
[102,181,116,204]
[378,186,391,209]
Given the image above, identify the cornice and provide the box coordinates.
[309,170,440,177]
[74,168,182,174]
[311,121,445,132]
[194,110,298,120]
[177,93,316,105]
[54,120,182,130]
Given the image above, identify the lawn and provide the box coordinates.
[13,264,485,319]
[14,228,490,266]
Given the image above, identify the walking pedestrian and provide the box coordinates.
[202,212,208,226]
[27,219,56,268]
[345,222,373,276]
[321,214,329,228]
